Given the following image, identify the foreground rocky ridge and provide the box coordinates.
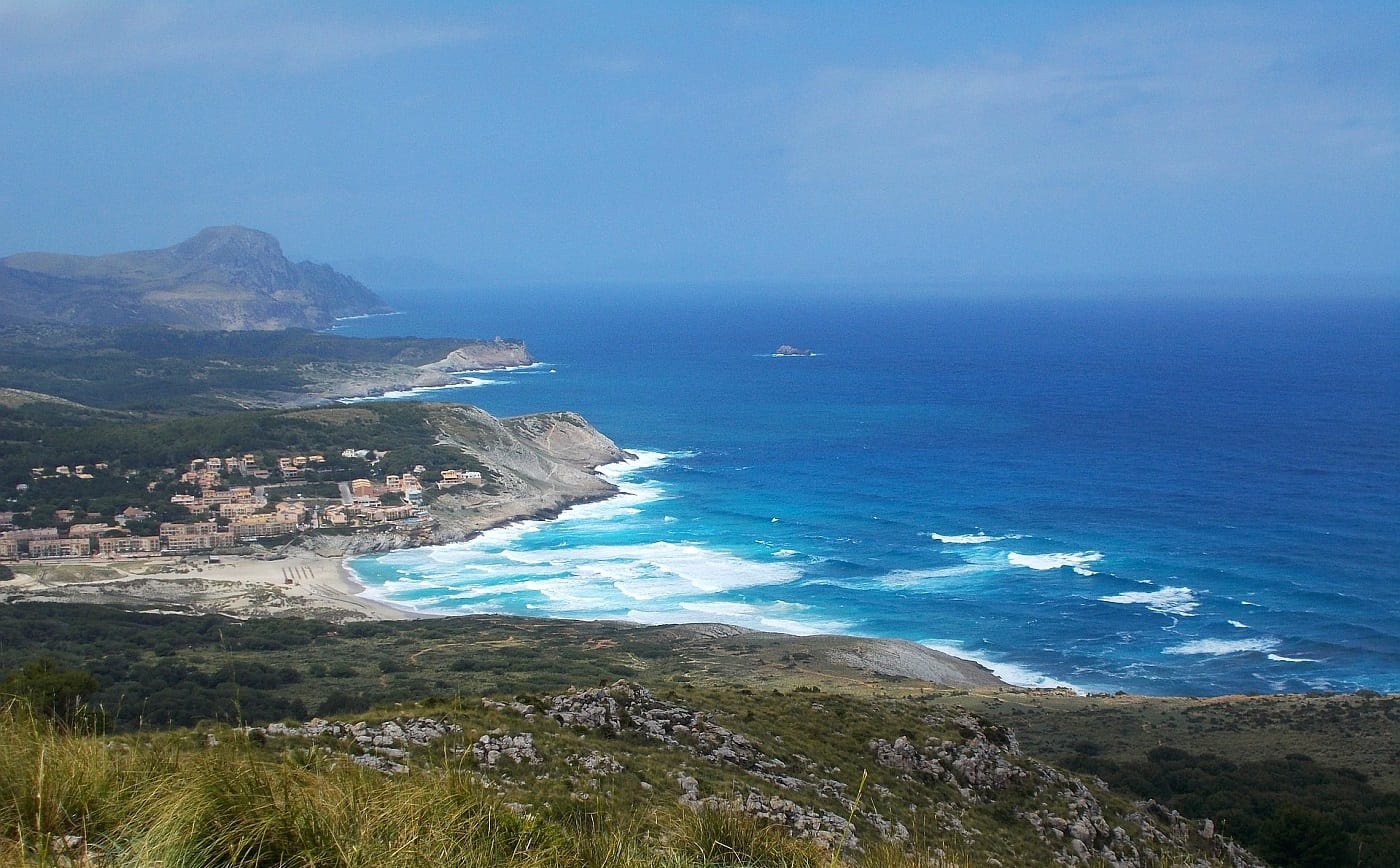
[2,602,1395,865]
[242,680,1263,867]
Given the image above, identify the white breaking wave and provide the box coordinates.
[624,600,851,636]
[555,483,664,524]
[540,448,675,522]
[1100,586,1199,616]
[874,565,989,588]
[600,449,671,481]
[1008,551,1103,576]
[329,311,403,324]
[453,361,550,374]
[932,532,1001,545]
[1267,653,1321,663]
[357,535,801,618]
[1163,638,1279,656]
[498,541,800,596]
[1228,620,1249,629]
[684,599,849,634]
[920,641,1083,692]
[337,377,497,403]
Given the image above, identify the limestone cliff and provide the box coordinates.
[291,339,538,405]
[419,338,534,372]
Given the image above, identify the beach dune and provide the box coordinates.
[3,550,408,623]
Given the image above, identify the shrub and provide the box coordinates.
[1,658,99,727]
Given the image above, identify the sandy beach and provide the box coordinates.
[2,549,410,623]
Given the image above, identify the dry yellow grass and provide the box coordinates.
[0,701,981,868]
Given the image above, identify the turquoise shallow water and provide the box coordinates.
[334,289,1400,695]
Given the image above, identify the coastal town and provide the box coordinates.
[0,446,485,564]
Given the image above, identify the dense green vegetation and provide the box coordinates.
[1,658,98,725]
[1067,747,1400,867]
[0,325,468,412]
[0,604,661,729]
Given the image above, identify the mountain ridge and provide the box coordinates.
[0,226,390,330]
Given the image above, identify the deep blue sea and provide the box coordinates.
[331,287,1400,696]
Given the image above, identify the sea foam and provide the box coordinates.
[337,377,497,404]
[620,598,850,636]
[932,532,1002,545]
[920,641,1082,692]
[452,361,551,374]
[1007,551,1103,576]
[873,565,990,589]
[1099,586,1199,616]
[1163,638,1279,656]
[356,477,804,619]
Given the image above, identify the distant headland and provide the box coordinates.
[0,226,391,331]
[773,344,813,356]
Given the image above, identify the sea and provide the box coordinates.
[330,284,1400,696]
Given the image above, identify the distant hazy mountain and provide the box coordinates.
[0,226,391,330]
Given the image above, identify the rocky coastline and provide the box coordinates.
[290,338,536,406]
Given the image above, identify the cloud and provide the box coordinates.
[785,6,1398,208]
[0,1,487,76]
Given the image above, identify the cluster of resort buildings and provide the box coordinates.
[3,448,485,563]
[27,462,110,481]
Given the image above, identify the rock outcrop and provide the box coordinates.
[472,732,542,767]
[238,683,1268,866]
[545,681,861,847]
[0,226,390,330]
[419,338,534,372]
[250,716,462,774]
[534,682,1262,864]
[870,712,1266,867]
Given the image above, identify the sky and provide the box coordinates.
[1,1,1396,288]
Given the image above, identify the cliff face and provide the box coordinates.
[419,338,534,372]
[436,406,628,496]
[302,406,631,556]
[0,226,390,330]
[425,407,631,543]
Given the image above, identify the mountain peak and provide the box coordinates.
[169,226,295,292]
[175,226,285,260]
[1,228,390,330]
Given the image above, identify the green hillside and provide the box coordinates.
[3,604,1397,866]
